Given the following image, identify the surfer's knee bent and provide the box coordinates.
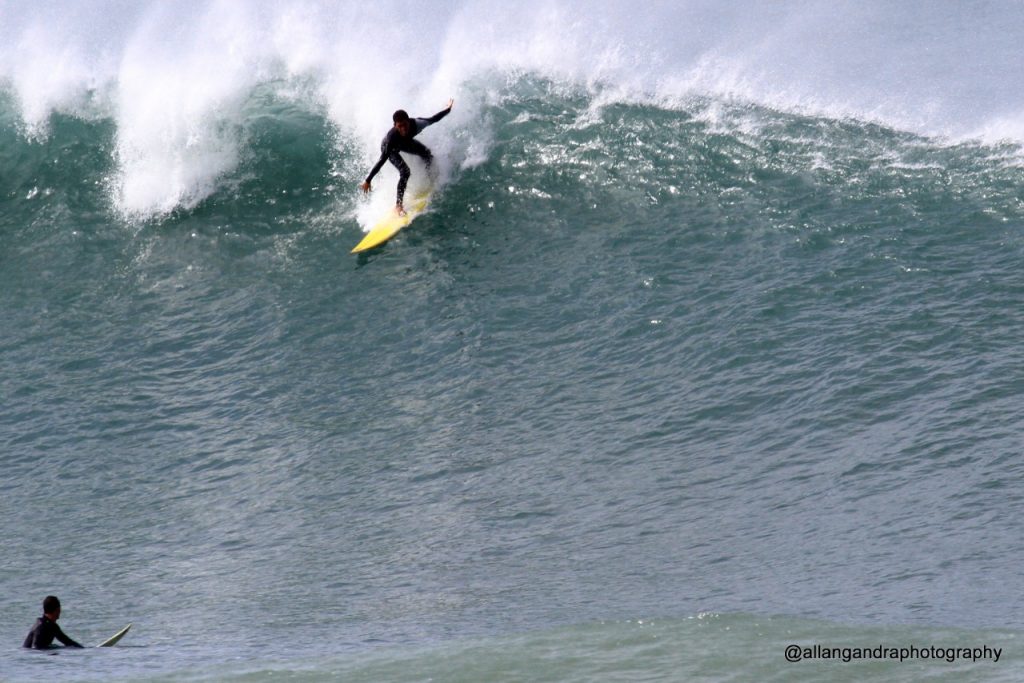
[392,157,410,181]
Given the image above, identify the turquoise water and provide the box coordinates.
[2,2,1024,681]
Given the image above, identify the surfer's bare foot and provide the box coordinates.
[395,205,407,216]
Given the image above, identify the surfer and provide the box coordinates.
[23,596,84,649]
[360,99,454,215]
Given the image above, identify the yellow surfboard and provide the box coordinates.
[351,188,432,253]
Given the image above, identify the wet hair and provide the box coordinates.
[43,596,61,614]
[392,109,410,124]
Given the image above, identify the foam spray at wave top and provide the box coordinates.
[0,0,1022,222]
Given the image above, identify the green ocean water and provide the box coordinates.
[3,2,1024,681]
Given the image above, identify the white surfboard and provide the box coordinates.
[96,623,131,647]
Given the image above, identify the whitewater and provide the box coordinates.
[2,1,1023,681]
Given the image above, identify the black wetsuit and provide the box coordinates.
[23,616,84,649]
[364,107,451,207]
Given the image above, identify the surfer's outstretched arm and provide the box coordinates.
[417,99,455,130]
[361,150,389,192]
[435,98,454,120]
[53,624,84,648]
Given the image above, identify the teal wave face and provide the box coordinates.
[0,111,112,226]
[2,73,1024,683]
[3,76,1021,238]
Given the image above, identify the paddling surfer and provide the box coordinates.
[23,596,84,649]
[360,99,454,215]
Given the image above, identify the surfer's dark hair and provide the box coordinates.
[393,109,410,123]
[43,596,61,614]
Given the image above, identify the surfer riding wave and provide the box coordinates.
[359,99,453,215]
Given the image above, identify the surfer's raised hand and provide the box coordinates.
[359,181,371,193]
[446,98,454,111]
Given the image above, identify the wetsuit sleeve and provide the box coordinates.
[365,130,397,184]
[425,106,452,124]
[54,624,84,648]
[413,106,452,133]
[365,149,389,184]
[23,625,36,648]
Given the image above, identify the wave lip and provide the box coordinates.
[3,1,1024,219]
